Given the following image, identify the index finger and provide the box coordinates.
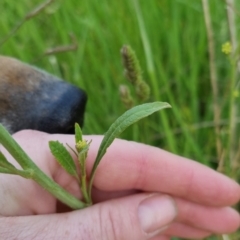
[82,136,240,207]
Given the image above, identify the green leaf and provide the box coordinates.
[0,151,17,170]
[75,123,82,143]
[49,141,78,179]
[91,102,171,175]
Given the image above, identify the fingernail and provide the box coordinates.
[138,194,177,234]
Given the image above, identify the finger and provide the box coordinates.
[149,236,170,240]
[38,132,239,208]
[0,193,177,240]
[162,222,211,239]
[0,164,56,216]
[81,135,240,207]
[0,131,81,215]
[175,198,240,234]
[91,187,140,203]
[9,131,240,209]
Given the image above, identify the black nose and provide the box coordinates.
[26,80,87,134]
[0,56,87,134]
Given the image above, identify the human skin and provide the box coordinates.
[0,130,239,240]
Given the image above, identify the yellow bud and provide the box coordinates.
[76,140,88,152]
[222,41,232,55]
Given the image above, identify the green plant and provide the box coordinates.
[0,102,170,208]
[1,0,239,238]
[0,41,170,208]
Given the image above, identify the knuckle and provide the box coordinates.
[98,204,122,240]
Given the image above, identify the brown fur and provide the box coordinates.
[0,56,87,133]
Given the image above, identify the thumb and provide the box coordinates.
[1,193,177,240]
[73,193,177,239]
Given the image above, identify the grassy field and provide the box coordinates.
[0,0,239,239]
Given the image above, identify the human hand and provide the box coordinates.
[0,130,239,240]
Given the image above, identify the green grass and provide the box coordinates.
[0,0,239,239]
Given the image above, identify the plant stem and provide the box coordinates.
[32,168,88,209]
[202,0,222,160]
[0,0,54,46]
[225,0,239,170]
[0,124,87,209]
[79,152,91,204]
[0,167,34,178]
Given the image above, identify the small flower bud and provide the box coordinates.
[76,140,88,152]
[222,41,232,55]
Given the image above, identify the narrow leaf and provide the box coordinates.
[92,102,171,173]
[49,141,78,179]
[0,151,17,169]
[75,123,83,143]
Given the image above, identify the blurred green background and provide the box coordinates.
[0,0,239,239]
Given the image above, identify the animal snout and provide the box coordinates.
[0,56,87,134]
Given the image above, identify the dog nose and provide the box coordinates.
[0,56,87,134]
